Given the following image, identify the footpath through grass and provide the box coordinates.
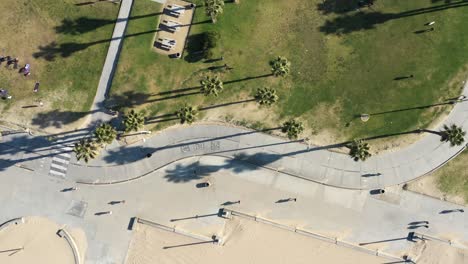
[0,0,118,131]
[111,0,468,144]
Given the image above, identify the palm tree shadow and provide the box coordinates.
[33,29,159,61]
[102,146,156,165]
[54,12,164,35]
[163,152,283,183]
[106,90,201,110]
[320,1,468,35]
[317,0,367,15]
[31,109,91,129]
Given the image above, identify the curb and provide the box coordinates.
[57,228,81,264]
[0,217,24,229]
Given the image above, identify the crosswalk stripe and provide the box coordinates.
[53,156,70,164]
[56,153,71,160]
[48,145,73,179]
[49,170,66,177]
[50,162,68,171]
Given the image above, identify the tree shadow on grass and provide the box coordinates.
[184,33,206,63]
[106,90,201,110]
[320,1,468,35]
[317,0,366,15]
[34,29,159,61]
[355,100,457,117]
[31,109,91,129]
[55,12,164,35]
[74,0,120,7]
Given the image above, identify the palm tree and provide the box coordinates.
[255,87,279,106]
[204,0,224,23]
[281,119,304,139]
[270,56,291,77]
[200,75,223,96]
[74,139,99,163]
[348,139,371,162]
[176,105,198,124]
[440,124,466,147]
[123,109,145,132]
[94,123,117,145]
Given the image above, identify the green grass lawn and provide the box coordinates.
[0,0,118,130]
[111,0,468,144]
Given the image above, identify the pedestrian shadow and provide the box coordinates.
[361,173,381,177]
[275,198,291,203]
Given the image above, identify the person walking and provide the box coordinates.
[33,82,40,93]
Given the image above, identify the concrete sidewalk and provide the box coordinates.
[65,118,466,189]
[1,156,465,263]
[84,0,134,128]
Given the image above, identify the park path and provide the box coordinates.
[84,0,134,128]
[2,79,468,189]
[60,77,467,188]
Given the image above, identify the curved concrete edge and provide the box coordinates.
[67,82,468,189]
[75,154,366,192]
[58,228,81,264]
[0,218,82,263]
[0,217,25,229]
[69,131,464,190]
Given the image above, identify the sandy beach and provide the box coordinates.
[0,217,79,264]
[409,240,467,264]
[125,217,387,264]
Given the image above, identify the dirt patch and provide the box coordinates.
[202,98,280,131]
[406,240,466,264]
[406,172,466,206]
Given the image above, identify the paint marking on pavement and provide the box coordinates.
[49,146,72,179]
[50,162,68,172]
[53,156,70,164]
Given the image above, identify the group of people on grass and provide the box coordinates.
[0,53,39,100]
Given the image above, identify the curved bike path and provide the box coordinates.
[67,82,468,189]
